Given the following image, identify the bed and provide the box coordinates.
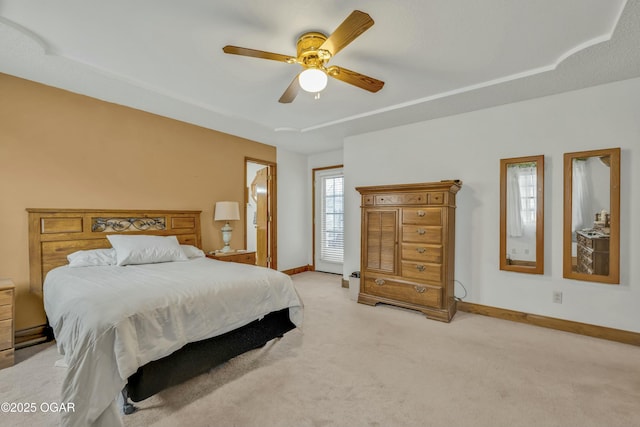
[27,208,303,427]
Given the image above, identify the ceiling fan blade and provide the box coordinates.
[328,66,384,93]
[320,10,374,57]
[279,75,300,103]
[222,46,294,63]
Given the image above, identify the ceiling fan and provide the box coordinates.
[222,10,385,103]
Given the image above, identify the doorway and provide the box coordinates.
[313,166,344,274]
[245,158,277,269]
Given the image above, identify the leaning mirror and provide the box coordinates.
[500,155,544,274]
[563,147,620,284]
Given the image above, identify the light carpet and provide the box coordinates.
[1,271,639,427]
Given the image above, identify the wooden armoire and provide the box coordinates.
[356,180,462,322]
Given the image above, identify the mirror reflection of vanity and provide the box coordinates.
[563,147,620,284]
[500,155,544,274]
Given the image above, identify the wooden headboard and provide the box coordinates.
[27,208,202,295]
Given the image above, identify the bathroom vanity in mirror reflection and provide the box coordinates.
[563,147,620,284]
[500,155,544,274]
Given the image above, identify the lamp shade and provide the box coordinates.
[214,201,240,221]
[299,68,328,93]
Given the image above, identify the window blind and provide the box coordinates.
[320,174,344,263]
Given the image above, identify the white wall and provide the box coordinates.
[276,148,309,271]
[344,77,640,332]
[307,149,344,169]
[276,148,343,271]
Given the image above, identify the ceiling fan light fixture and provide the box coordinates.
[298,68,328,93]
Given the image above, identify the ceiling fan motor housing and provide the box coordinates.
[296,32,331,69]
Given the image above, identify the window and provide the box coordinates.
[320,173,344,263]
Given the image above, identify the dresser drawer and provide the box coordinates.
[0,319,12,350]
[402,225,442,244]
[0,282,15,370]
[577,232,609,251]
[577,243,591,257]
[401,261,442,283]
[0,289,12,307]
[363,195,375,205]
[0,304,11,321]
[0,348,14,370]
[402,208,441,225]
[577,262,593,275]
[428,192,445,204]
[207,252,256,265]
[401,243,442,263]
[376,193,427,205]
[229,253,256,264]
[363,276,441,308]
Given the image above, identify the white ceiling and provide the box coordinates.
[1,0,638,154]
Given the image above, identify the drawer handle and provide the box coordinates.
[416,265,426,272]
[416,247,426,254]
[414,286,426,293]
[374,278,385,286]
[417,210,425,217]
[417,228,426,235]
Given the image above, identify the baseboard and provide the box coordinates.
[457,301,640,346]
[281,265,314,275]
[15,325,52,349]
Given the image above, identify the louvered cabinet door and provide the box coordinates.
[363,209,397,274]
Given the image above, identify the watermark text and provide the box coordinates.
[1,401,75,413]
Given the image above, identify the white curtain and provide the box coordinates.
[572,159,591,233]
[506,166,523,237]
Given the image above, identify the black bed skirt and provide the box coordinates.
[126,308,295,402]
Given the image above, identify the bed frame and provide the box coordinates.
[27,208,296,413]
[27,208,203,296]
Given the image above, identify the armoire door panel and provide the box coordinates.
[365,210,397,273]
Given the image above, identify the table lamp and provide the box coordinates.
[214,201,240,253]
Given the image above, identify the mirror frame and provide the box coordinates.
[500,155,544,274]
[563,147,620,284]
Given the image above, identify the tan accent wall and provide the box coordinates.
[0,73,276,330]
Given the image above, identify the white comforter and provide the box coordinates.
[43,257,303,427]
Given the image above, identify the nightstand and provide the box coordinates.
[0,278,15,370]
[206,251,256,265]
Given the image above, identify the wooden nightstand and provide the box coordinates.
[0,278,15,370]
[206,251,256,265]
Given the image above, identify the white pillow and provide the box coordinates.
[67,248,116,267]
[181,245,205,259]
[107,235,189,266]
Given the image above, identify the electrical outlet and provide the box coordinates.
[553,291,563,304]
